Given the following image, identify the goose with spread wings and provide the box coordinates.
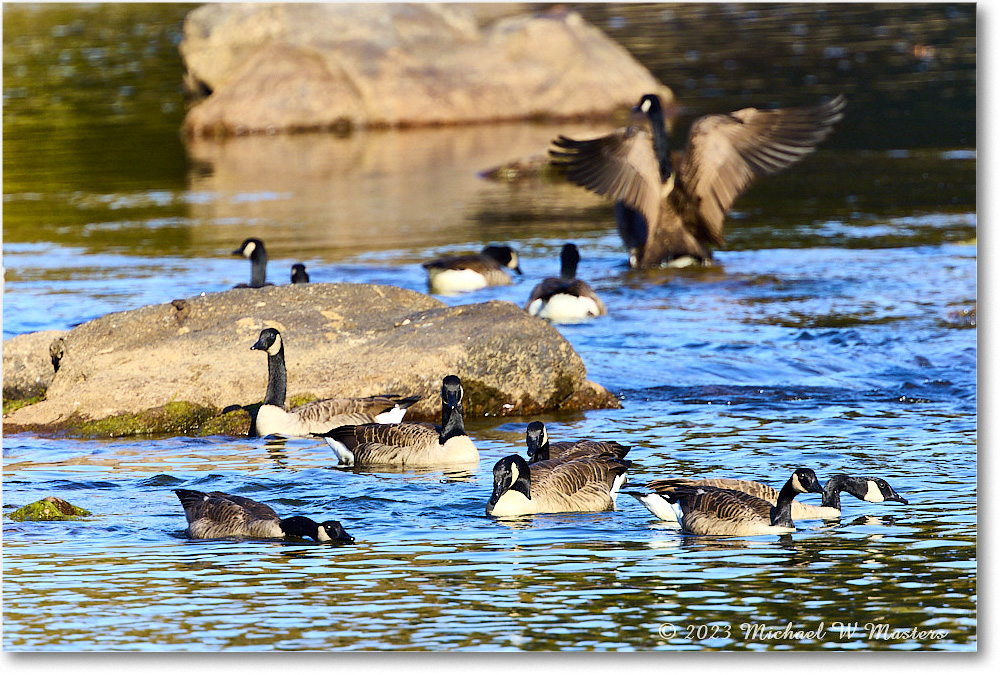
[550,93,846,268]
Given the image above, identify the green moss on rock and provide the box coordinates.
[3,394,45,416]
[8,496,90,521]
[74,401,222,437]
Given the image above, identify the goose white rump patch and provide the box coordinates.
[427,268,488,294]
[529,294,602,323]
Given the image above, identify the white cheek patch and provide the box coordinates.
[508,253,519,270]
[243,241,256,258]
[316,526,331,542]
[641,99,652,113]
[864,480,886,503]
[791,474,804,492]
[266,336,282,356]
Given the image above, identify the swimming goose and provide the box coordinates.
[232,237,273,288]
[524,420,629,465]
[550,93,846,268]
[486,452,631,517]
[629,468,824,536]
[645,473,907,521]
[174,489,354,542]
[315,375,478,468]
[525,243,607,323]
[291,263,310,284]
[250,327,420,438]
[422,245,523,294]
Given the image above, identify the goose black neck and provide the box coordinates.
[559,249,579,279]
[279,516,320,540]
[533,439,551,462]
[512,461,531,500]
[439,402,466,444]
[770,479,800,528]
[648,108,673,183]
[250,251,268,288]
[264,345,287,408]
[821,474,853,510]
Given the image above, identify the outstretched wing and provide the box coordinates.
[679,95,846,246]
[550,127,664,229]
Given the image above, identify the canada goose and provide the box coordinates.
[422,245,523,294]
[250,327,420,438]
[629,468,824,536]
[525,243,607,323]
[644,473,907,521]
[486,453,630,517]
[232,237,273,288]
[291,263,310,284]
[174,489,354,542]
[524,420,629,464]
[315,375,478,468]
[550,93,846,268]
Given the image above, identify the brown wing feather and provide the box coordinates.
[550,128,663,229]
[331,422,441,464]
[678,95,846,246]
[423,254,504,273]
[176,490,278,522]
[648,478,780,504]
[290,395,406,422]
[530,455,629,512]
[549,440,630,462]
[669,486,776,535]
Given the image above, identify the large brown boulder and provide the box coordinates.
[180,3,669,135]
[3,283,618,436]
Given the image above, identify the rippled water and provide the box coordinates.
[2,4,977,652]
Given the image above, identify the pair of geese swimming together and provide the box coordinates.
[176,329,906,541]
[424,242,607,323]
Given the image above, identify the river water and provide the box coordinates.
[2,4,976,651]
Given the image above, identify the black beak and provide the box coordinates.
[443,388,461,411]
[513,265,523,275]
[250,336,268,351]
[890,493,909,505]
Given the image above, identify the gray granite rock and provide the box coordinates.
[3,283,618,434]
[180,3,669,135]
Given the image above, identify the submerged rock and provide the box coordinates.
[180,3,668,135]
[8,496,91,521]
[3,283,618,437]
